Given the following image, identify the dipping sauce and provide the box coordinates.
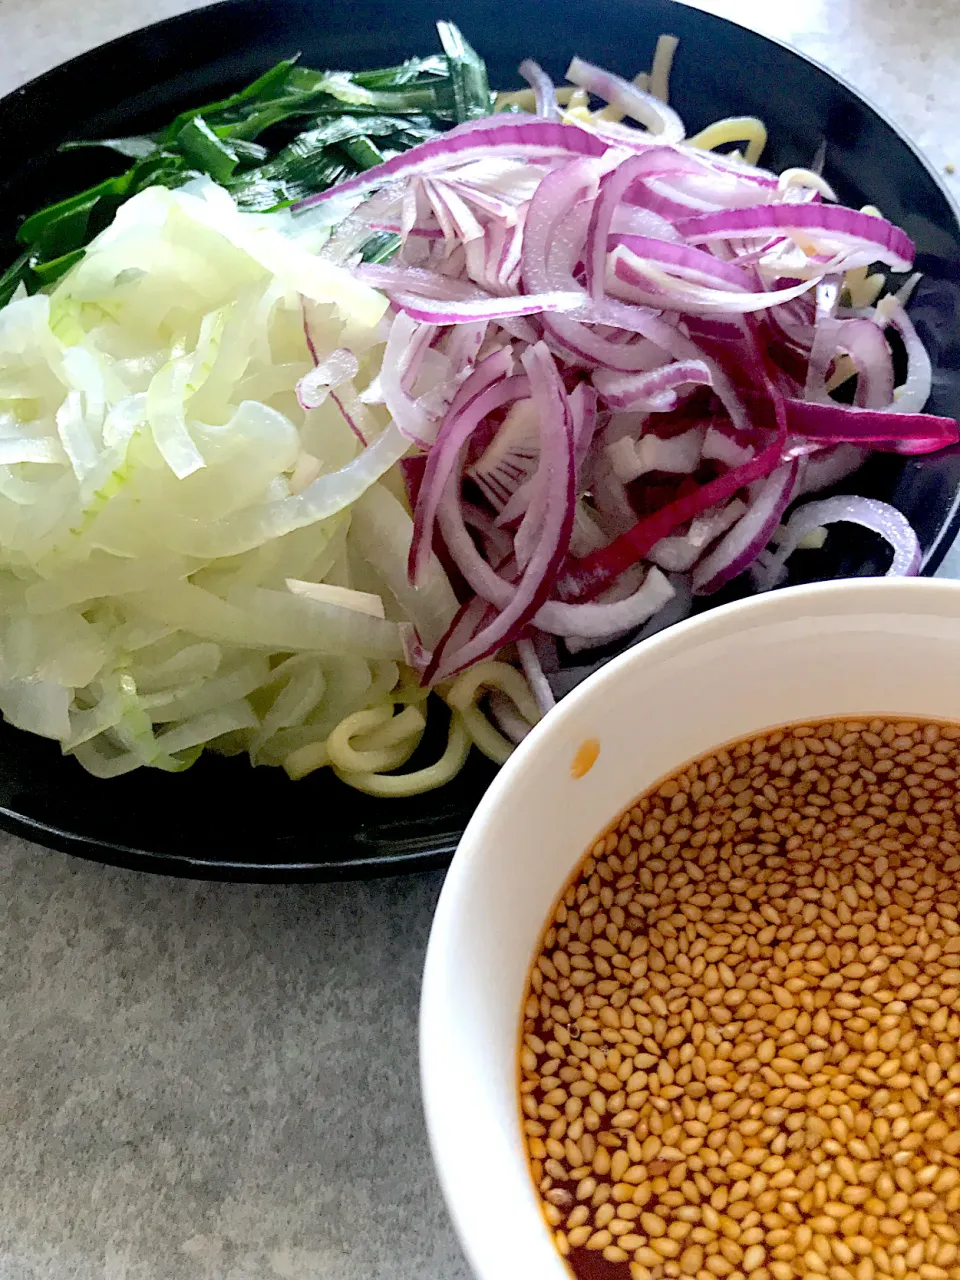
[573,739,602,780]
[519,717,960,1280]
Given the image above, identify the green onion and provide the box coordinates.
[0,21,491,307]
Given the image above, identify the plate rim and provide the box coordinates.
[1,0,959,879]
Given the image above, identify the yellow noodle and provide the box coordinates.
[844,266,886,309]
[326,703,425,773]
[825,353,858,393]
[777,167,837,200]
[334,711,470,797]
[366,659,400,705]
[283,739,330,781]
[456,704,513,764]
[688,116,768,166]
[393,669,431,705]
[494,85,582,113]
[445,660,541,764]
[648,34,679,105]
[445,660,541,724]
[357,704,427,752]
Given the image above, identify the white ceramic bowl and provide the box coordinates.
[420,576,960,1280]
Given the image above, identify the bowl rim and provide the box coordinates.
[420,574,960,1278]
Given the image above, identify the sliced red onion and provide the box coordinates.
[380,314,443,449]
[424,178,485,251]
[488,388,596,542]
[793,443,869,496]
[447,177,528,223]
[611,203,682,241]
[647,498,747,572]
[424,594,492,672]
[293,117,612,210]
[697,149,779,189]
[608,425,704,482]
[625,169,778,223]
[463,501,515,563]
[702,426,754,468]
[650,167,778,210]
[444,342,515,419]
[692,460,799,594]
[519,59,561,121]
[566,56,685,142]
[609,234,751,289]
[569,501,609,556]
[428,342,576,681]
[783,399,959,454]
[589,452,642,536]
[877,295,933,414]
[357,264,490,299]
[389,289,585,323]
[562,424,786,600]
[487,689,535,744]
[438,530,679,639]
[548,575,693,694]
[545,191,695,381]
[571,382,599,478]
[628,181,726,224]
[754,494,922,590]
[593,358,711,410]
[585,150,693,298]
[538,564,676,638]
[466,396,540,509]
[836,318,895,410]
[411,367,526,586]
[517,636,555,714]
[514,385,576,572]
[494,475,533,530]
[583,295,748,426]
[802,278,841,403]
[399,455,427,509]
[676,204,915,272]
[442,320,489,378]
[317,70,944,689]
[609,248,818,313]
[522,159,670,373]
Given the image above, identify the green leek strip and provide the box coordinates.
[436,20,492,122]
[2,22,485,307]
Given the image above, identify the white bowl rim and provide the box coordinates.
[420,575,960,1278]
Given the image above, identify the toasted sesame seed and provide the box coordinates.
[522,716,960,1280]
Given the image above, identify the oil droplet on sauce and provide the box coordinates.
[571,737,600,779]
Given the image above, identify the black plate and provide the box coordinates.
[2,0,960,880]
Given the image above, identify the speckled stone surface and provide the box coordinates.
[0,2,960,1277]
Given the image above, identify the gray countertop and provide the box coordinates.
[1,2,960,1277]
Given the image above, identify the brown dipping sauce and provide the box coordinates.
[519,716,960,1280]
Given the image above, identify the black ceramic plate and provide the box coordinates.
[2,0,960,880]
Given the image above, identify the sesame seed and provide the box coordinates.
[522,716,960,1280]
